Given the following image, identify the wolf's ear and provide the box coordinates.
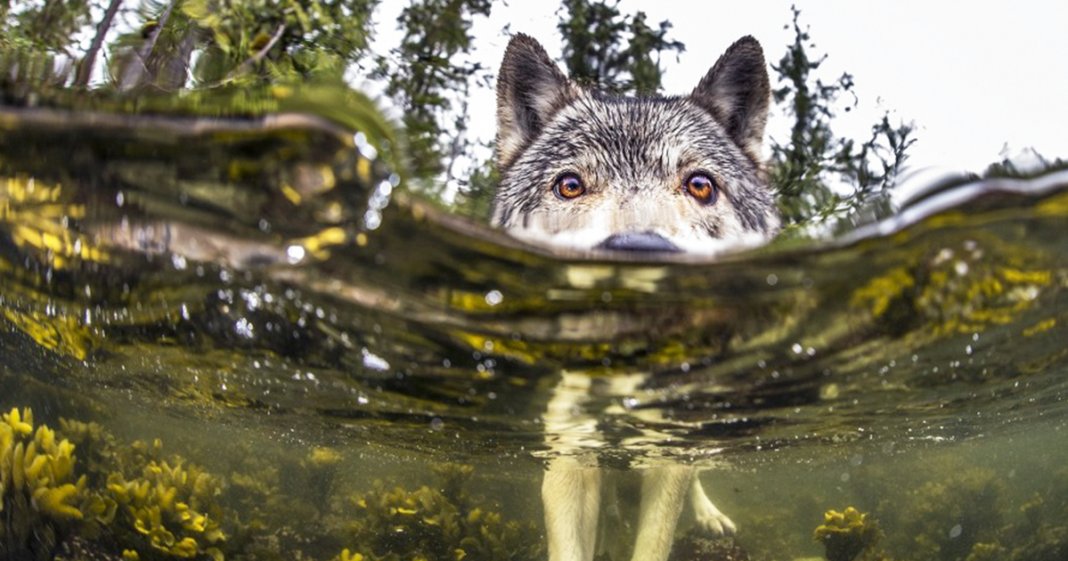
[496,34,576,169]
[691,36,771,161]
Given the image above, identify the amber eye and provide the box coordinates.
[684,172,718,205]
[553,173,586,200]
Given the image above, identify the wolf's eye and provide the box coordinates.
[553,173,586,200]
[684,173,719,205]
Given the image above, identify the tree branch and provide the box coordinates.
[119,0,177,91]
[223,23,286,83]
[75,0,125,88]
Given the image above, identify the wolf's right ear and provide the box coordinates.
[691,36,771,163]
[496,34,576,170]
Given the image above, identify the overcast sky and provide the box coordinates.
[372,0,1068,184]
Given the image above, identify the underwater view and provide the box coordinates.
[1,95,1068,561]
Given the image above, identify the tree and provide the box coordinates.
[374,0,492,188]
[1,0,94,53]
[454,151,499,218]
[556,0,684,95]
[74,0,124,87]
[769,6,915,228]
[0,0,98,95]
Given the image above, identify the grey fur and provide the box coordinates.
[491,34,779,255]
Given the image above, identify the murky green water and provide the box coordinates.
[1,98,1067,561]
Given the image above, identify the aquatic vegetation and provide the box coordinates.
[0,407,98,559]
[336,463,542,561]
[993,467,1068,561]
[961,542,1004,561]
[813,507,881,561]
[897,468,1004,561]
[0,176,109,268]
[1,407,233,561]
[850,235,1054,337]
[55,418,123,482]
[104,453,226,561]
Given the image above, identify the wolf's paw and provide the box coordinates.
[692,492,737,536]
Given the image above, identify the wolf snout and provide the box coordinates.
[596,231,681,253]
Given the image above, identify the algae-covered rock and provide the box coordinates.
[813,507,881,561]
[670,532,751,561]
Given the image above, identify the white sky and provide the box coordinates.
[370,0,1068,187]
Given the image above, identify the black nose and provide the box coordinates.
[596,232,680,253]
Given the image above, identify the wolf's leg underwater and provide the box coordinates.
[543,457,602,561]
[629,466,694,561]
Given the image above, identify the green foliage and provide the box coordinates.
[182,0,377,86]
[0,0,93,53]
[0,48,68,100]
[982,149,1068,180]
[0,0,95,97]
[769,6,916,229]
[455,150,500,219]
[108,0,202,91]
[102,0,378,90]
[556,0,684,95]
[374,0,492,184]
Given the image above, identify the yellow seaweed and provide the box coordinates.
[813,506,881,561]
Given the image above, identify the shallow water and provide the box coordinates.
[1,101,1067,561]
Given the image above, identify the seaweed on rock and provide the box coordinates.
[813,507,881,561]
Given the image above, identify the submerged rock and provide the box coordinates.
[670,533,751,561]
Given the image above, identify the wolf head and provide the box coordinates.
[491,34,780,255]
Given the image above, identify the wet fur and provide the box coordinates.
[492,34,778,561]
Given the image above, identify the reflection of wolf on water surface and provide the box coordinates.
[488,33,782,561]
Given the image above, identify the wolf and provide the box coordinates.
[491,33,779,255]
[490,34,780,561]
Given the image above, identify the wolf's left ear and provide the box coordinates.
[496,34,577,169]
[691,36,771,161]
